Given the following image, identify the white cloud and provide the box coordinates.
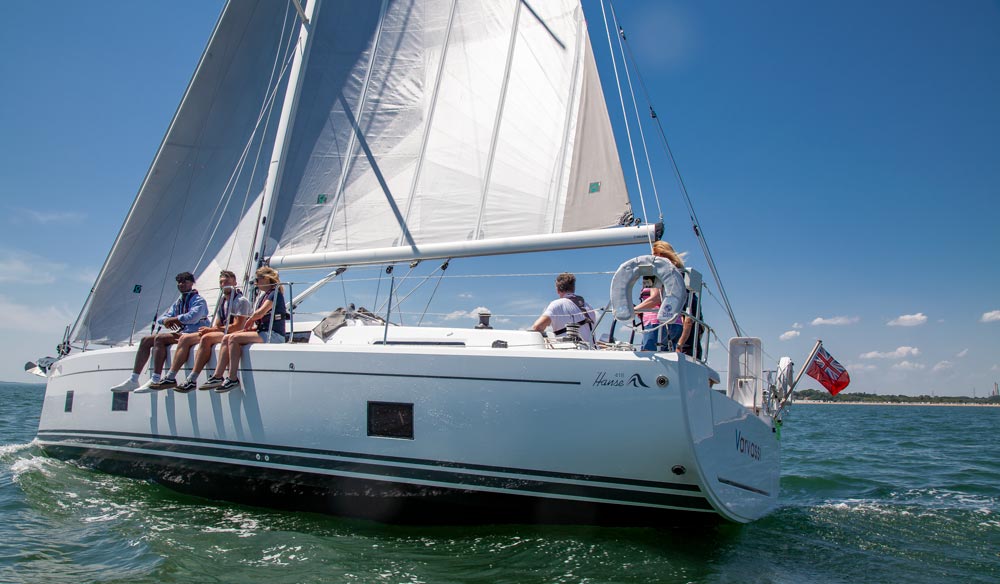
[860,346,920,360]
[888,313,927,327]
[779,330,800,341]
[792,322,803,329]
[846,362,877,372]
[892,361,925,371]
[981,310,1000,323]
[932,361,953,373]
[76,269,99,284]
[444,306,492,321]
[16,209,87,224]
[956,349,968,358]
[458,293,473,299]
[443,310,472,320]
[811,316,859,326]
[0,250,67,284]
[0,295,75,334]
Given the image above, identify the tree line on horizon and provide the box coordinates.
[793,388,1000,404]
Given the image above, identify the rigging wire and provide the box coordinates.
[599,0,653,250]
[243,4,314,284]
[340,271,349,307]
[610,1,744,337]
[373,267,385,311]
[190,3,298,280]
[225,9,297,274]
[418,260,450,326]
[375,262,417,317]
[609,4,663,221]
[386,263,448,320]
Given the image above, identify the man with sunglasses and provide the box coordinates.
[110,271,210,393]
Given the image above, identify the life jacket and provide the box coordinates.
[216,289,244,325]
[177,290,196,315]
[552,293,594,336]
[177,290,208,323]
[255,288,287,336]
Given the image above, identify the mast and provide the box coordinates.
[248,0,322,275]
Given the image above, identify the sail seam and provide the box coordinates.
[473,0,524,241]
[397,0,460,247]
[317,0,391,253]
[548,7,586,233]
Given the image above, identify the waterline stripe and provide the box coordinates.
[38,437,713,511]
[37,429,700,492]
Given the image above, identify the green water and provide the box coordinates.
[2,382,998,583]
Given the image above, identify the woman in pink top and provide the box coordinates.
[633,241,686,351]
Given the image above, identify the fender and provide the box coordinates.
[610,255,686,323]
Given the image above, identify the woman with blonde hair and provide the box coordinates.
[202,266,287,392]
[633,240,686,351]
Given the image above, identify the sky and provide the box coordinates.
[0,0,998,396]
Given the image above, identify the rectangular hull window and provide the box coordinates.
[64,391,74,412]
[112,392,129,412]
[367,401,414,439]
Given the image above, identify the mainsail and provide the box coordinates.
[265,0,631,268]
[73,0,642,345]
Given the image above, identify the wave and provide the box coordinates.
[0,441,35,457]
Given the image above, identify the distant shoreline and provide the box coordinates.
[792,400,1000,407]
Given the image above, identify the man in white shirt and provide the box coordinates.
[530,272,597,344]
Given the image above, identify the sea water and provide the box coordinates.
[1,381,998,583]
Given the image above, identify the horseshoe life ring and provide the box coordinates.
[610,255,687,324]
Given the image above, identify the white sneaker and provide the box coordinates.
[110,378,139,393]
[132,379,157,394]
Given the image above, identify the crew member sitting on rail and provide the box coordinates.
[202,267,287,393]
[109,271,210,393]
[151,270,252,392]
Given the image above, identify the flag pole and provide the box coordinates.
[777,339,822,411]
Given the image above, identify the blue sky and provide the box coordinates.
[1,1,998,396]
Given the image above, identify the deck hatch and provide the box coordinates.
[367,401,414,439]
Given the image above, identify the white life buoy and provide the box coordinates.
[609,255,687,324]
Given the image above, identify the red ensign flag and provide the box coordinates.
[806,345,851,395]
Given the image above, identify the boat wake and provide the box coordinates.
[0,440,37,457]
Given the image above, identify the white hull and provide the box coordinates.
[36,328,779,524]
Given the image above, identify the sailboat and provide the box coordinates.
[32,0,789,525]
